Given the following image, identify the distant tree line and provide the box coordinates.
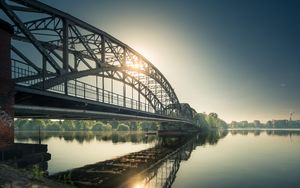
[192,113,300,130]
[228,120,300,129]
[229,129,300,136]
[14,119,160,132]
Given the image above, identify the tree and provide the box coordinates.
[253,120,261,128]
[209,113,218,119]
[62,120,75,131]
[15,119,29,130]
[194,113,209,128]
[116,123,130,131]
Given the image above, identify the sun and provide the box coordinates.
[134,183,142,188]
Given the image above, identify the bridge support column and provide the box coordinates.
[0,20,14,147]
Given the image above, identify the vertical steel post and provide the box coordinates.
[75,79,77,97]
[160,81,163,114]
[63,19,69,95]
[102,77,104,102]
[111,78,113,104]
[131,86,133,108]
[83,83,86,98]
[123,48,126,107]
[101,35,105,102]
[123,81,126,107]
[138,74,140,111]
[96,76,99,101]
[42,56,46,90]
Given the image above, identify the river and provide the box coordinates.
[14,129,300,188]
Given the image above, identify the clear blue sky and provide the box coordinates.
[15,0,300,122]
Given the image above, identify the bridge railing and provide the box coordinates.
[11,62,155,113]
[11,60,43,85]
[49,80,154,113]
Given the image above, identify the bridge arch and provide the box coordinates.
[1,0,185,119]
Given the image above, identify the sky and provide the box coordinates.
[9,0,300,122]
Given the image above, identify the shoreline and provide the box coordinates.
[0,163,71,188]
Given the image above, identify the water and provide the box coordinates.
[173,130,300,188]
[15,131,157,174]
[15,130,300,187]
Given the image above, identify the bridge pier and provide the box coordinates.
[0,19,14,147]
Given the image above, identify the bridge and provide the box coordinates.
[0,0,198,146]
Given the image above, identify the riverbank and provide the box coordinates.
[0,163,71,188]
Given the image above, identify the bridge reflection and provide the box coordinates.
[49,130,228,188]
[123,136,196,188]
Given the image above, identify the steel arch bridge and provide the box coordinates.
[0,0,197,124]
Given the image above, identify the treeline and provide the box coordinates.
[228,120,300,129]
[14,112,300,131]
[194,112,228,130]
[14,112,228,132]
[14,119,159,131]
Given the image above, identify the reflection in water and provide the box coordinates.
[15,131,157,145]
[14,129,300,188]
[49,130,228,187]
[229,129,300,137]
[173,129,300,188]
[135,130,228,188]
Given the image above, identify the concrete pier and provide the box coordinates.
[0,19,14,147]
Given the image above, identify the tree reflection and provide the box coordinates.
[229,129,300,136]
[15,131,158,144]
[49,130,229,187]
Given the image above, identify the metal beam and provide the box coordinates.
[11,45,41,73]
[1,0,190,120]
[14,104,188,123]
[9,0,180,108]
[0,0,63,74]
[63,18,69,94]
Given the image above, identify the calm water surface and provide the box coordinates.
[15,130,300,188]
[173,130,300,188]
[15,132,156,174]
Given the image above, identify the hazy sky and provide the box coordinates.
[27,0,300,122]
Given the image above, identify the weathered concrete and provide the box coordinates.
[0,19,14,147]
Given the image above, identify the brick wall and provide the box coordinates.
[0,19,14,147]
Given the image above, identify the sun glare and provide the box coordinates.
[126,60,144,70]
[134,184,142,188]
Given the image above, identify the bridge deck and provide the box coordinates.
[14,85,190,124]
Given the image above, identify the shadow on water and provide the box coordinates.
[46,129,228,188]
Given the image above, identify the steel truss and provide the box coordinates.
[0,0,186,118]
